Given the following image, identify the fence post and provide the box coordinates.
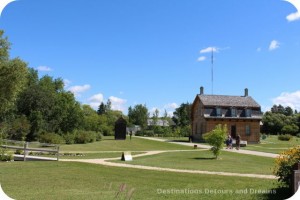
[57,145,60,161]
[23,142,28,161]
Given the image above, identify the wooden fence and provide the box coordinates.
[0,140,60,161]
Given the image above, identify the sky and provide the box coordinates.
[0,0,300,116]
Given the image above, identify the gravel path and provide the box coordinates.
[61,149,277,180]
[136,136,279,158]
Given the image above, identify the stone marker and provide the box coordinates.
[121,151,132,161]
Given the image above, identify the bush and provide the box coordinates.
[15,149,24,155]
[203,124,227,159]
[39,132,65,144]
[96,133,102,141]
[278,134,293,141]
[273,146,300,186]
[296,133,300,138]
[63,133,75,145]
[74,131,96,144]
[0,153,13,161]
[261,134,267,140]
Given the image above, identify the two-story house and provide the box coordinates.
[191,87,262,143]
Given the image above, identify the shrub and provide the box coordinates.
[15,149,24,155]
[0,153,13,161]
[63,133,75,145]
[203,124,227,159]
[261,134,267,140]
[74,131,96,144]
[96,133,102,141]
[296,133,300,138]
[278,134,293,141]
[273,146,300,186]
[39,132,65,144]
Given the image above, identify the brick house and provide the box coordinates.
[191,87,262,143]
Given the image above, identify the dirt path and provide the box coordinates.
[61,149,277,180]
[136,136,279,158]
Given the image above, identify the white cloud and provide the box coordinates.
[269,40,280,51]
[37,66,52,72]
[286,12,300,22]
[63,79,71,88]
[200,47,219,54]
[88,93,104,109]
[272,90,300,111]
[197,56,206,62]
[68,84,91,96]
[164,103,179,110]
[109,96,127,112]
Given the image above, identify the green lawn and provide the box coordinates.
[244,135,300,154]
[60,136,193,152]
[113,150,275,175]
[0,161,290,200]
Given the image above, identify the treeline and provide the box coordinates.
[127,103,192,138]
[0,30,123,144]
[262,105,300,136]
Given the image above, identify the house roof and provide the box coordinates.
[198,95,261,108]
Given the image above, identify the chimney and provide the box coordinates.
[244,88,248,97]
[200,86,204,95]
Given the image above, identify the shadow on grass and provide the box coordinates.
[167,140,189,143]
[259,186,291,200]
[192,157,216,160]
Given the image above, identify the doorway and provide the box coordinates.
[231,125,237,139]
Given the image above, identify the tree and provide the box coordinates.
[281,124,299,135]
[0,31,28,120]
[128,104,149,129]
[203,124,227,159]
[97,102,106,115]
[172,103,191,127]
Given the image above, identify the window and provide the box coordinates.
[245,109,252,117]
[246,125,251,135]
[231,108,237,117]
[216,107,222,117]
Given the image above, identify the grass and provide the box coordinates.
[60,136,193,152]
[113,150,275,175]
[0,161,290,200]
[244,135,300,154]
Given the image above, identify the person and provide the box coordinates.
[236,134,241,150]
[129,131,132,140]
[226,135,232,149]
[229,135,233,149]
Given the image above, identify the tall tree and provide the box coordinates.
[128,104,149,129]
[0,31,28,121]
[172,103,191,127]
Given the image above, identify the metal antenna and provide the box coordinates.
[211,48,214,94]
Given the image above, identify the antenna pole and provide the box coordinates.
[211,48,214,94]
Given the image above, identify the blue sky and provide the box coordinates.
[1,0,300,116]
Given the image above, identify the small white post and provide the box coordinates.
[23,142,28,161]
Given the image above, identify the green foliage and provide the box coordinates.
[261,133,267,140]
[0,32,28,120]
[297,133,300,138]
[39,132,65,144]
[63,133,75,145]
[128,104,149,129]
[203,124,227,159]
[273,146,300,186]
[282,124,299,135]
[0,153,13,161]
[278,134,293,141]
[7,115,31,140]
[172,103,191,127]
[262,105,300,135]
[74,131,96,144]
